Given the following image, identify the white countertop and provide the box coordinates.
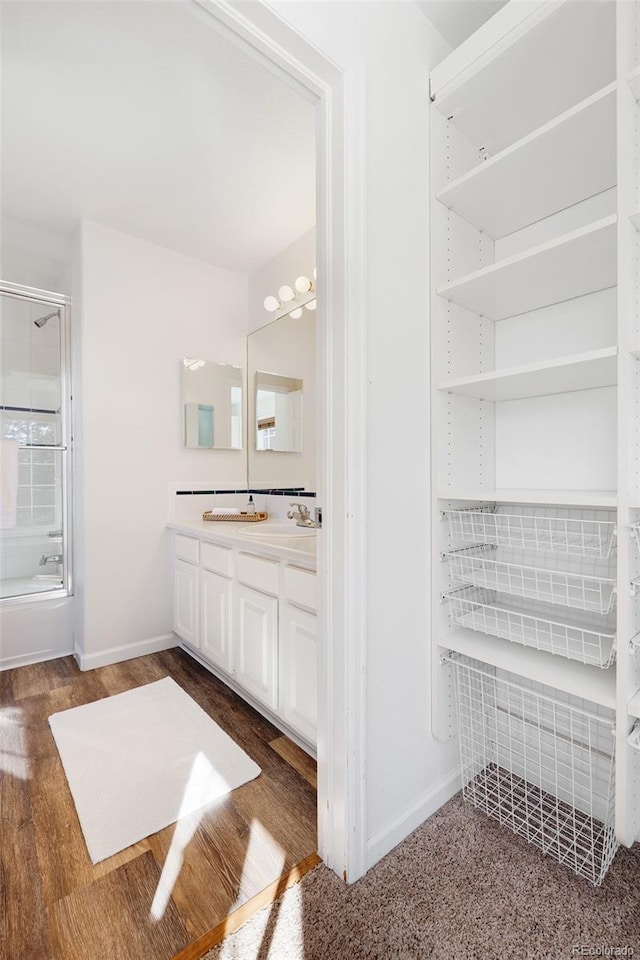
[167,519,317,570]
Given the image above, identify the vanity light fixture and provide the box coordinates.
[295,275,313,293]
[278,284,296,302]
[263,269,318,315]
[263,295,280,312]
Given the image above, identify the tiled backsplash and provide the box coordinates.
[172,485,316,523]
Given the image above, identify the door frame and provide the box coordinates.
[193,0,368,880]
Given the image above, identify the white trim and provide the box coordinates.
[75,634,177,672]
[194,0,368,881]
[366,768,461,869]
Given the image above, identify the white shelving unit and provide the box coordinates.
[429,0,640,883]
[437,215,617,322]
[437,347,617,402]
[436,84,616,240]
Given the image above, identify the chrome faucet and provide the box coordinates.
[287,502,319,528]
[40,553,63,566]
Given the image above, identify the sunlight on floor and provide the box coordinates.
[220,869,302,960]
[150,751,230,922]
[231,818,286,911]
[0,706,30,780]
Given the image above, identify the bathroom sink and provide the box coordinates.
[238,521,315,539]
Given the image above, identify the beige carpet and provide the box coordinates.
[204,795,640,960]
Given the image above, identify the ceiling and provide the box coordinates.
[1,1,316,274]
[415,0,508,49]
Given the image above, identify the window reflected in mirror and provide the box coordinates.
[255,372,303,452]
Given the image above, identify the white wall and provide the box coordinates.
[264,2,459,867]
[73,220,247,667]
[1,216,72,294]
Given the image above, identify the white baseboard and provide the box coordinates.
[0,646,75,672]
[76,634,178,671]
[365,767,462,870]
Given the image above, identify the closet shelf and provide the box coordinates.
[436,84,616,240]
[437,347,617,403]
[445,585,616,668]
[437,490,618,509]
[440,628,616,710]
[443,505,617,560]
[437,215,617,322]
[629,64,640,101]
[430,0,616,157]
[447,546,617,615]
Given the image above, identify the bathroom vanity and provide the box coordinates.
[168,520,317,752]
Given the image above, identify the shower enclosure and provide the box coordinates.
[0,282,71,603]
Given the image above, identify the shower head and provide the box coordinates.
[34,309,60,328]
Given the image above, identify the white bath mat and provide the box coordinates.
[49,676,261,864]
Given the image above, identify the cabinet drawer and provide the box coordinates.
[175,534,199,564]
[237,552,279,595]
[283,565,317,612]
[201,541,232,577]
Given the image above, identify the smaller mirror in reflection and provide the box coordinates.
[181,359,243,450]
[255,371,303,452]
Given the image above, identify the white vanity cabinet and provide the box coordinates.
[279,565,318,742]
[235,583,279,709]
[173,536,200,649]
[170,526,317,748]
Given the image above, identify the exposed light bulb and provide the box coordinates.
[304,298,317,311]
[278,285,295,302]
[295,275,312,293]
[264,295,280,312]
[290,308,303,320]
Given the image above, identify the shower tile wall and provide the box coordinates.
[1,295,62,582]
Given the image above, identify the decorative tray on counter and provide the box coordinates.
[202,511,268,523]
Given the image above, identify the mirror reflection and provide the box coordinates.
[181,359,243,450]
[247,309,315,490]
[255,372,303,452]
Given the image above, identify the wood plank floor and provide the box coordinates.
[0,648,317,960]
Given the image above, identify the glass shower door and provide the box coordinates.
[0,286,70,601]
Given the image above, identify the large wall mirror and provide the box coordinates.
[247,311,315,490]
[181,359,243,450]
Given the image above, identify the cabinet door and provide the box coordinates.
[174,559,199,648]
[235,584,278,709]
[279,604,317,744]
[201,569,232,673]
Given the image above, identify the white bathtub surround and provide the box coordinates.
[0,595,73,670]
[0,438,19,529]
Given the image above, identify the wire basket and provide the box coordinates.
[631,524,640,557]
[450,655,618,886]
[443,506,617,560]
[448,546,617,615]
[446,585,616,668]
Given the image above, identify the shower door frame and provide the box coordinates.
[0,280,73,604]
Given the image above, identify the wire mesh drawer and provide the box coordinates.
[446,586,616,668]
[448,546,617,615]
[444,506,617,560]
[450,655,618,886]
